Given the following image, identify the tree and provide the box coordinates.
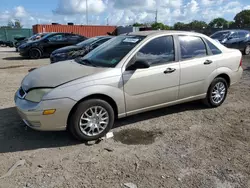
[209,18,228,28]
[188,20,208,30]
[234,10,250,28]
[151,22,170,30]
[14,19,22,28]
[173,22,187,30]
[133,23,145,27]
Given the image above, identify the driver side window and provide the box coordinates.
[136,36,175,66]
[47,34,66,42]
[230,32,238,39]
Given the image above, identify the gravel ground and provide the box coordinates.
[0,47,250,188]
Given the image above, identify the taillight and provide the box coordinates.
[239,57,242,67]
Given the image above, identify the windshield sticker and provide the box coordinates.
[123,38,140,43]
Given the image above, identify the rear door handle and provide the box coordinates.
[164,68,176,74]
[204,60,213,65]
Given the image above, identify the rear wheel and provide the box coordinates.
[68,99,115,141]
[29,48,42,59]
[244,45,250,55]
[204,77,228,107]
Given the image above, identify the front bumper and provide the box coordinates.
[19,49,29,57]
[14,91,77,131]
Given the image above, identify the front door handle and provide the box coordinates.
[164,68,176,74]
[204,60,213,65]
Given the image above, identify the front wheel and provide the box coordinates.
[244,45,250,55]
[204,77,228,107]
[68,99,115,141]
[29,48,42,59]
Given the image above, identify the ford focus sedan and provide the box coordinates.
[15,31,243,141]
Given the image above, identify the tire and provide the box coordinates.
[204,77,228,108]
[68,99,115,141]
[243,45,250,55]
[29,48,42,59]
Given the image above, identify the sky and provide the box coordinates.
[0,0,250,28]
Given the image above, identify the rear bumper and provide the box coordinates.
[15,91,77,131]
[230,67,243,86]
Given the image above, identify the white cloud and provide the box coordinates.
[14,6,28,18]
[0,0,248,28]
[54,0,106,15]
[244,5,250,10]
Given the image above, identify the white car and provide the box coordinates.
[15,31,243,141]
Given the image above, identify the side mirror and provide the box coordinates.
[227,36,233,40]
[43,38,49,43]
[126,60,150,70]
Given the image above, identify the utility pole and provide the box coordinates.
[107,18,109,26]
[86,0,88,25]
[155,9,158,23]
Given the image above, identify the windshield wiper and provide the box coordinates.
[75,58,96,67]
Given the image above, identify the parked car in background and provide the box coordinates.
[15,31,243,141]
[50,36,113,63]
[15,33,49,52]
[0,40,14,47]
[211,30,250,55]
[18,32,87,59]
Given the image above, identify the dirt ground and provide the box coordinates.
[0,47,250,188]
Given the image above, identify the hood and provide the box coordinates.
[21,60,107,91]
[52,45,82,54]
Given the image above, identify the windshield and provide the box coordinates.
[211,31,230,40]
[29,33,48,41]
[75,35,145,67]
[76,37,99,46]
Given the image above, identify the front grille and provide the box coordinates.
[19,87,26,98]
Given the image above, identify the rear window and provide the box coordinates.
[179,36,207,60]
[205,39,222,55]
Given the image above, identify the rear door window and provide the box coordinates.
[204,39,222,55]
[179,36,207,60]
[137,36,175,66]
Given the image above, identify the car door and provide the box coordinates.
[122,35,180,114]
[178,35,217,99]
[238,31,248,51]
[227,31,239,49]
[65,34,82,45]
[43,33,67,55]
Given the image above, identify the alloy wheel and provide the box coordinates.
[211,82,226,104]
[79,106,109,136]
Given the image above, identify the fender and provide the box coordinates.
[204,67,232,92]
[70,85,126,118]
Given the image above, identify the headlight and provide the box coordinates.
[25,89,52,102]
[20,43,29,48]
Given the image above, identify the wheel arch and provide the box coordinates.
[67,94,119,129]
[215,73,231,87]
[29,47,43,58]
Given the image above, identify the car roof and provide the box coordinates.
[127,30,204,37]
[214,29,250,33]
[96,35,113,39]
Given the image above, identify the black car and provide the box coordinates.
[50,36,113,63]
[19,32,87,59]
[211,30,250,55]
